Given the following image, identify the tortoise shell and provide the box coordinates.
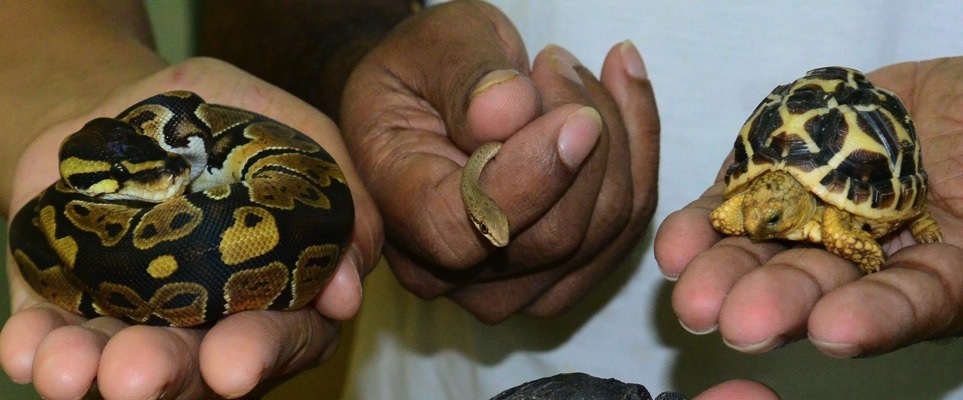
[723,66,927,222]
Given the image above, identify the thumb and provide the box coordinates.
[371,0,540,149]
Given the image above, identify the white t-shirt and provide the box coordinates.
[344,2,963,399]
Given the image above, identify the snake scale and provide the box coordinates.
[8,91,354,327]
[461,142,510,247]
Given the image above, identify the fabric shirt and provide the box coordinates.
[344,2,963,398]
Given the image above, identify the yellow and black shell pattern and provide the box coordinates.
[9,91,354,327]
[723,66,927,222]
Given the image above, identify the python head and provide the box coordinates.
[59,118,191,202]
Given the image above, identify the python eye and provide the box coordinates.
[110,162,131,180]
[12,91,355,327]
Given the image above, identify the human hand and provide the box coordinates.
[655,57,963,357]
[340,0,659,323]
[0,58,382,399]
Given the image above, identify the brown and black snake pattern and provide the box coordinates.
[9,92,353,327]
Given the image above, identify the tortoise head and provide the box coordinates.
[742,170,816,241]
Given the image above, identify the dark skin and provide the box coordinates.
[0,1,781,399]
[200,1,780,398]
[656,58,963,357]
[336,4,777,398]
[203,0,660,323]
[339,0,661,323]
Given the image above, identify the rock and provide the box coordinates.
[490,372,687,400]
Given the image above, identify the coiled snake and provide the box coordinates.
[9,91,354,327]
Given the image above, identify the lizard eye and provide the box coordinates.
[479,223,489,235]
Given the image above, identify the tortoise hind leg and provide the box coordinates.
[909,209,943,244]
[710,192,748,236]
[822,206,885,273]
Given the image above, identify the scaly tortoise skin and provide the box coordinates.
[9,91,354,327]
[709,66,942,273]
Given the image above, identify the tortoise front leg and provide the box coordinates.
[822,206,885,273]
[710,192,748,236]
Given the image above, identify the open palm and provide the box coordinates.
[0,58,382,399]
[655,57,963,357]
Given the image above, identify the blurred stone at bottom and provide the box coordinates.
[490,372,687,400]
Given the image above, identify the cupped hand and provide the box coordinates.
[0,58,382,399]
[655,57,963,357]
[340,0,659,323]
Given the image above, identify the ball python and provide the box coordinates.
[8,91,354,327]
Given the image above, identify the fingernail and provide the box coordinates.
[557,107,601,169]
[723,336,784,354]
[547,44,581,67]
[620,40,648,79]
[345,244,363,298]
[659,268,679,282]
[546,44,583,85]
[147,391,167,400]
[811,338,862,358]
[678,319,718,335]
[471,69,521,99]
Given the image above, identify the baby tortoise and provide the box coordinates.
[710,66,942,273]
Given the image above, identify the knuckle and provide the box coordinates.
[523,217,586,262]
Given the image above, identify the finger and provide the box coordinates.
[390,101,601,269]
[31,318,125,400]
[447,265,578,324]
[97,325,208,400]
[313,248,365,320]
[370,0,539,148]
[717,247,860,353]
[467,70,540,145]
[692,379,781,400]
[310,144,382,321]
[200,310,337,398]
[655,184,726,280]
[256,78,383,321]
[520,226,639,318]
[33,327,101,399]
[809,244,963,357]
[384,104,602,300]
[671,235,786,335]
[504,45,612,265]
[524,41,660,316]
[600,41,659,223]
[0,307,76,384]
[868,59,963,220]
[0,308,66,383]
[865,61,918,103]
